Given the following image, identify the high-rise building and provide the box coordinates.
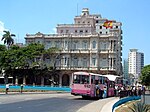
[123,59,128,79]
[25,8,123,86]
[128,49,144,79]
[123,59,129,85]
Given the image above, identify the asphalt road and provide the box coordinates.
[0,93,94,112]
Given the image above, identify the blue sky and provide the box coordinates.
[0,0,150,65]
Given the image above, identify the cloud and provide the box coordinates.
[52,28,57,33]
[50,28,57,34]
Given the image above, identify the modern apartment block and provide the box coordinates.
[128,49,144,79]
[25,8,123,86]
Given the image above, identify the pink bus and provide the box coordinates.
[71,72,115,99]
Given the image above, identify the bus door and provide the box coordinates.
[90,75,96,97]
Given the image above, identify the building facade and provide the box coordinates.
[128,49,144,80]
[25,8,123,86]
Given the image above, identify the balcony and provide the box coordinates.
[60,49,90,54]
[99,49,109,54]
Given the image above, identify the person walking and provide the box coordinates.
[5,83,9,94]
[20,84,24,93]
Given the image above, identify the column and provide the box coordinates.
[15,76,18,85]
[23,75,26,85]
[59,74,62,87]
[41,76,44,86]
[51,76,54,87]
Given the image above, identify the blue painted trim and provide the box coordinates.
[0,85,71,92]
[112,96,141,112]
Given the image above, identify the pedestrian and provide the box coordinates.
[5,83,9,94]
[141,85,146,95]
[20,84,24,93]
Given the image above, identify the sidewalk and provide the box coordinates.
[77,97,119,112]
[101,97,119,112]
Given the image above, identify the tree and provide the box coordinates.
[0,45,7,74]
[1,30,15,49]
[0,43,45,84]
[140,65,150,86]
[45,47,60,70]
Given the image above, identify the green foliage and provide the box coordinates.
[0,41,59,84]
[140,65,150,86]
[128,102,150,112]
[116,101,150,112]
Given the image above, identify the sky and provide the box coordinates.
[0,0,150,65]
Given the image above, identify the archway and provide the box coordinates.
[62,74,70,86]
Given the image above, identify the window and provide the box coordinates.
[66,30,69,33]
[116,26,118,28]
[106,32,108,34]
[100,32,102,34]
[100,26,102,29]
[60,30,63,33]
[83,58,87,67]
[73,57,78,67]
[75,30,77,33]
[73,41,78,49]
[85,30,88,33]
[82,41,87,49]
[104,43,107,49]
[46,41,51,49]
[92,58,96,66]
[102,58,107,67]
[80,30,83,33]
[65,41,68,49]
[64,57,67,65]
[78,21,80,24]
[55,41,60,48]
[92,41,96,49]
[47,41,51,44]
[55,57,60,66]
[96,20,99,23]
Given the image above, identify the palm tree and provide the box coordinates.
[1,30,15,49]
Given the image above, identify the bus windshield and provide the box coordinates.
[73,75,89,84]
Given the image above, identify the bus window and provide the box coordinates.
[95,80,99,85]
[82,75,89,84]
[73,75,80,83]
[73,75,89,84]
[98,76,102,84]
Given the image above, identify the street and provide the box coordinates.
[0,93,93,112]
[0,93,116,112]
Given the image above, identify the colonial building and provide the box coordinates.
[25,8,123,86]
